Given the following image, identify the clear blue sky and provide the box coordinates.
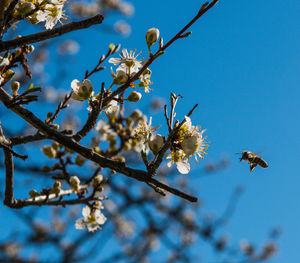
[1,0,300,262]
[98,0,299,261]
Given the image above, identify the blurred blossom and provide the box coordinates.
[150,97,165,111]
[3,243,19,257]
[61,116,80,132]
[181,230,196,245]
[44,86,60,103]
[260,242,277,260]
[104,99,120,117]
[58,40,80,55]
[69,207,80,219]
[115,217,135,237]
[104,199,117,212]
[183,210,196,225]
[149,234,160,251]
[95,119,116,140]
[32,62,45,75]
[71,2,99,16]
[119,2,134,16]
[114,20,131,36]
[29,252,39,263]
[239,239,254,255]
[100,0,119,8]
[270,227,282,239]
[52,219,65,234]
[34,49,49,63]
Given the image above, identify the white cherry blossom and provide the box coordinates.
[75,205,107,232]
[71,79,94,101]
[35,0,66,29]
[109,49,142,70]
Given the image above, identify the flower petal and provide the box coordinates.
[82,206,91,217]
[176,160,190,174]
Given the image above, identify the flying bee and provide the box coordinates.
[239,151,268,173]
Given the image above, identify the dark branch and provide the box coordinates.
[0,14,104,52]
[0,87,197,202]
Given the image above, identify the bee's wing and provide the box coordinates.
[250,163,257,173]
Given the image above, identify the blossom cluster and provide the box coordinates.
[109,48,152,93]
[15,0,67,29]
[167,116,208,174]
[75,202,107,232]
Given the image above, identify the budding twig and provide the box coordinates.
[103,0,219,108]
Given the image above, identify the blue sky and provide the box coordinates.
[109,0,299,261]
[1,0,300,262]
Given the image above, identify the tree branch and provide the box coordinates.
[0,14,104,52]
[3,148,14,206]
[0,87,197,202]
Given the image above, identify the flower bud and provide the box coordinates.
[149,134,164,155]
[27,45,35,53]
[52,142,59,150]
[46,112,53,119]
[14,49,22,58]
[53,180,61,189]
[11,81,20,96]
[16,2,35,15]
[130,109,143,120]
[109,43,115,52]
[75,155,85,166]
[28,13,39,24]
[52,124,59,130]
[146,28,160,49]
[93,201,104,210]
[71,79,94,101]
[51,180,62,194]
[4,69,14,82]
[42,146,56,158]
[29,190,39,198]
[93,174,104,188]
[127,91,142,102]
[70,176,80,192]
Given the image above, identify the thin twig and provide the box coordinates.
[47,92,72,125]
[0,121,28,159]
[73,83,105,142]
[3,148,14,206]
[0,142,28,160]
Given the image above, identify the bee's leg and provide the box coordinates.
[250,163,257,173]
